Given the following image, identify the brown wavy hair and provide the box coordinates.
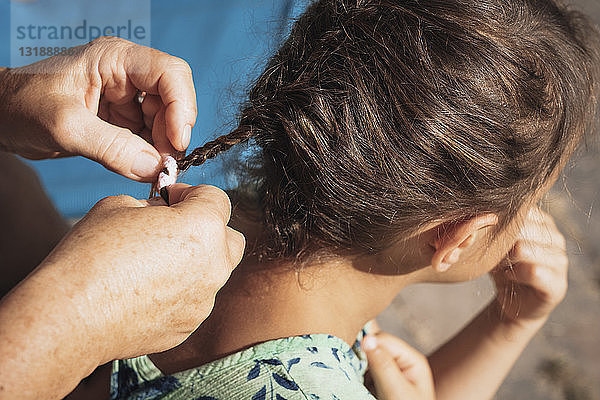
[178,0,600,264]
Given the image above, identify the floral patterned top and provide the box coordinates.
[110,329,376,400]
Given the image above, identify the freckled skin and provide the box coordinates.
[0,184,245,400]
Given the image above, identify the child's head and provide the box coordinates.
[179,0,599,272]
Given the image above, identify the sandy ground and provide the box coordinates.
[377,1,600,398]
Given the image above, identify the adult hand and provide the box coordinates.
[56,183,245,357]
[363,332,435,400]
[0,37,196,181]
[0,184,245,400]
[491,207,568,325]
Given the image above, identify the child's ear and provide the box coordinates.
[430,214,498,272]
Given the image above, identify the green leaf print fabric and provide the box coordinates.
[110,329,377,400]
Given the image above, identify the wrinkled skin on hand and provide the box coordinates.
[0,36,197,181]
[39,184,245,361]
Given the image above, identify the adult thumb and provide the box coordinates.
[72,110,161,181]
[363,335,415,400]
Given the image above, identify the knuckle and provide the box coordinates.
[114,194,138,205]
[177,211,212,235]
[84,37,133,64]
[189,190,231,225]
[91,196,117,213]
[169,56,193,74]
[91,35,128,46]
[90,36,109,46]
[167,314,193,333]
[93,194,137,211]
[183,218,229,261]
[94,195,118,208]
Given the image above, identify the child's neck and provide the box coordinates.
[148,199,416,375]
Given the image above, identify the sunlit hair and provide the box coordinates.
[179,0,600,264]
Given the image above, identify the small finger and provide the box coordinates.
[373,332,433,388]
[124,46,197,151]
[363,335,415,400]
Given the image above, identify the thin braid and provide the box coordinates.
[177,125,255,171]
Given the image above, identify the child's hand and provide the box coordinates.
[491,207,568,325]
[363,332,435,400]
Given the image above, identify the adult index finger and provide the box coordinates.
[124,44,197,152]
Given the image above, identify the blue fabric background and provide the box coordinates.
[0,0,307,217]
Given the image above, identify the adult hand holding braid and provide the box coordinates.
[0,37,246,400]
[0,36,194,179]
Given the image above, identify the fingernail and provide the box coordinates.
[363,335,377,351]
[182,124,192,149]
[132,151,160,178]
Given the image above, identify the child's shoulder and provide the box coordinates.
[110,334,376,400]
